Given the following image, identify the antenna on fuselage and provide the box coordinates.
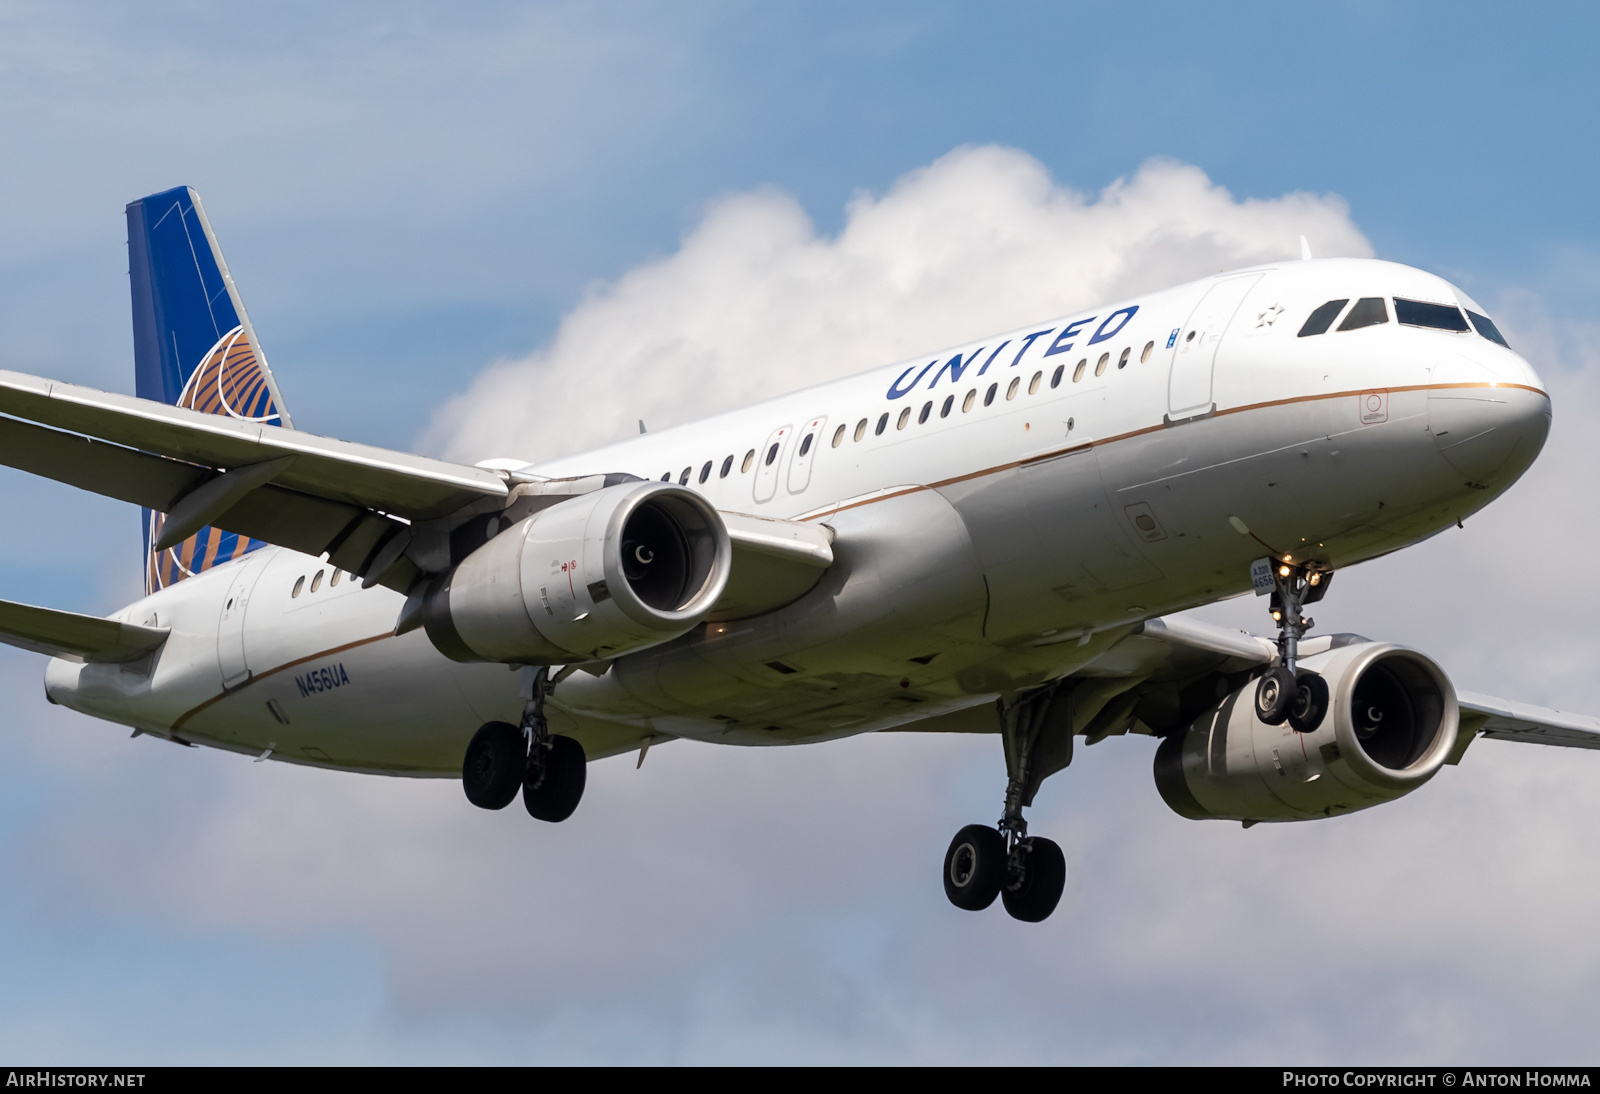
[1300,235,1313,261]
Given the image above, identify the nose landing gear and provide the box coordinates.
[461,666,587,821]
[943,687,1072,923]
[1253,558,1333,733]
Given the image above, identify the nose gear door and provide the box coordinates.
[1167,274,1262,421]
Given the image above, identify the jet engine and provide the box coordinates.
[420,481,731,663]
[1154,642,1461,823]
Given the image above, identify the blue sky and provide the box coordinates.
[2,0,1600,1064]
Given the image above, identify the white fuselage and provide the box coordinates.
[44,258,1551,774]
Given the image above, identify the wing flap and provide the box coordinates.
[0,414,418,590]
[0,598,168,664]
[0,369,507,520]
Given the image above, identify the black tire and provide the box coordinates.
[1001,836,1066,923]
[1254,665,1295,726]
[1288,670,1330,733]
[524,734,587,822]
[462,721,524,810]
[943,824,1005,911]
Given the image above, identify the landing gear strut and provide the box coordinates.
[943,687,1070,923]
[461,666,587,821]
[1254,559,1332,733]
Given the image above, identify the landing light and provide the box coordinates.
[1279,565,1291,577]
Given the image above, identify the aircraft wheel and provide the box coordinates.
[524,734,587,822]
[1287,670,1330,733]
[943,824,1006,910]
[462,721,524,810]
[1254,665,1295,725]
[1001,836,1066,923]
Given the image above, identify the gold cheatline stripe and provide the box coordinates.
[172,631,395,731]
[802,382,1547,520]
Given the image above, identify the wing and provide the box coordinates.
[0,369,832,614]
[0,597,168,663]
[1456,691,1600,751]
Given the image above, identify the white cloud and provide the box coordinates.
[421,147,1372,462]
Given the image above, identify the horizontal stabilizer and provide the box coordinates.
[0,597,168,664]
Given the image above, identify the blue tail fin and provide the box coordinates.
[127,186,293,594]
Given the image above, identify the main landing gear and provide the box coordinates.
[462,666,587,821]
[944,688,1072,923]
[1253,558,1333,734]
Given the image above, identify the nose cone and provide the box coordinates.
[1428,353,1551,486]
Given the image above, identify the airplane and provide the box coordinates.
[0,185,1592,924]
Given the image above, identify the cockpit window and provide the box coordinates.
[1394,298,1469,332]
[1298,299,1349,337]
[1466,310,1511,348]
[1337,297,1388,331]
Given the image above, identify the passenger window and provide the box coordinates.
[1095,352,1109,376]
[940,395,954,418]
[1006,377,1020,400]
[1029,371,1042,394]
[764,445,778,467]
[1338,297,1388,331]
[311,569,324,593]
[963,389,976,412]
[854,418,868,441]
[1298,299,1349,337]
[1072,358,1087,382]
[876,413,889,435]
[679,467,692,485]
[742,449,756,472]
[1117,347,1130,369]
[660,472,671,482]
[292,576,305,599]
[699,461,712,483]
[1394,298,1470,332]
[330,569,341,587]
[1050,365,1063,388]
[1141,341,1154,363]
[721,455,734,477]
[897,408,911,429]
[799,434,813,457]
[984,383,997,406]
[831,424,845,447]
[1467,310,1510,348]
[918,401,932,424]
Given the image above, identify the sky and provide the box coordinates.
[1,0,1600,1065]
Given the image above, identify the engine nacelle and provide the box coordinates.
[1154,642,1460,823]
[421,481,731,663]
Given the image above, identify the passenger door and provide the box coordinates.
[216,550,272,689]
[753,424,793,504]
[1167,274,1262,420]
[786,416,827,495]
